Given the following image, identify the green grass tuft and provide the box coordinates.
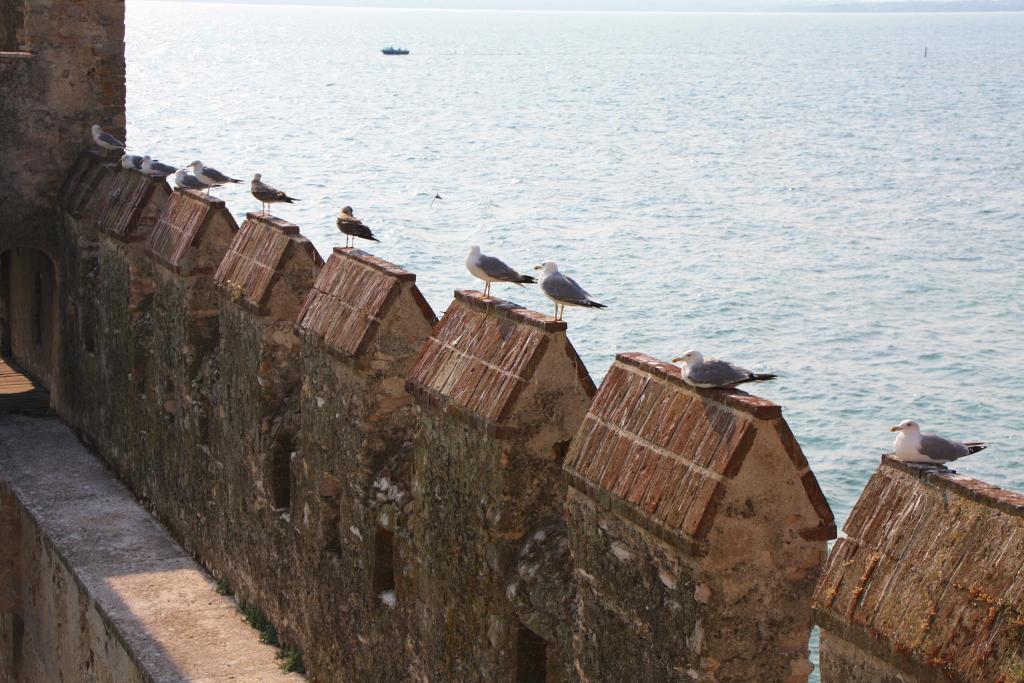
[241,603,279,647]
[278,645,306,674]
[215,577,232,596]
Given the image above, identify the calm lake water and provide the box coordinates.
[127,3,1023,676]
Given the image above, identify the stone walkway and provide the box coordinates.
[0,415,301,682]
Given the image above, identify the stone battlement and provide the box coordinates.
[814,456,1024,683]
[0,151,836,681]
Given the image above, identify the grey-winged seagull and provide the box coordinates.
[466,246,536,298]
[672,350,777,389]
[120,154,143,170]
[174,169,211,192]
[890,420,988,465]
[141,156,177,179]
[251,174,299,215]
[91,125,125,152]
[534,261,606,321]
[186,160,241,189]
[336,206,378,248]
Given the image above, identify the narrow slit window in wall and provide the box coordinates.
[271,446,291,510]
[12,613,25,676]
[31,271,42,345]
[515,622,548,683]
[373,526,396,596]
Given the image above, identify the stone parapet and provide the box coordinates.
[147,189,238,275]
[95,167,171,242]
[814,456,1024,683]
[566,352,834,683]
[0,416,298,683]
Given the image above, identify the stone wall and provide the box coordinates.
[0,416,300,683]
[293,246,436,678]
[405,290,596,681]
[814,456,1024,683]
[2,155,847,682]
[0,0,124,260]
[564,352,833,683]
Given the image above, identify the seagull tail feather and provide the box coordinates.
[965,442,988,455]
[516,275,538,284]
[737,374,774,385]
[584,301,607,309]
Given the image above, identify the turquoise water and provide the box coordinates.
[127,3,1024,677]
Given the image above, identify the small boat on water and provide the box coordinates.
[382,47,409,56]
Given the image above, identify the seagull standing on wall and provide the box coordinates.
[889,420,988,465]
[466,246,536,298]
[141,156,177,179]
[186,160,242,190]
[534,261,606,321]
[120,154,143,170]
[672,350,777,389]
[91,125,125,152]
[174,169,211,192]
[250,174,299,215]
[336,206,379,248]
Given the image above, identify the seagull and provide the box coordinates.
[889,420,988,465]
[120,153,143,170]
[174,169,211,192]
[140,156,177,179]
[91,125,125,152]
[186,160,241,189]
[671,350,777,389]
[533,261,606,321]
[336,206,379,248]
[251,174,299,215]
[466,246,536,298]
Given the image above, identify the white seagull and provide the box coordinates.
[91,125,125,152]
[174,169,211,192]
[141,156,177,179]
[186,160,241,188]
[672,350,777,389]
[533,261,606,321]
[466,246,536,298]
[889,420,988,465]
[120,153,143,170]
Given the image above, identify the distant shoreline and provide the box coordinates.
[132,0,1024,11]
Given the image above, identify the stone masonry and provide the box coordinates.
[406,290,597,681]
[814,456,1024,683]
[564,352,834,683]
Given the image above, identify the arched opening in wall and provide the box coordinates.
[515,622,549,683]
[373,526,396,601]
[0,248,58,390]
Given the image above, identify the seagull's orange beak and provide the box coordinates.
[889,425,901,432]
[671,356,685,363]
